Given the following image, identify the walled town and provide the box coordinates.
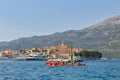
[0,42,102,61]
[0,42,82,61]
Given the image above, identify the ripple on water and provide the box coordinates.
[0,60,120,80]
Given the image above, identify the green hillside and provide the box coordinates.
[0,15,120,59]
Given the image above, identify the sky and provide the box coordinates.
[0,0,120,42]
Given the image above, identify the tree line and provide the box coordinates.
[75,50,102,59]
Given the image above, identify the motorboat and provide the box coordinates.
[12,54,47,61]
[26,54,47,61]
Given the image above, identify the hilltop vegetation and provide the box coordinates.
[0,15,120,59]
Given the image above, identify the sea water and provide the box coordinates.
[0,60,120,80]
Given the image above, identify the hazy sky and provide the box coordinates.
[0,0,120,41]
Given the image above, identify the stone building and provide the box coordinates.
[49,42,79,60]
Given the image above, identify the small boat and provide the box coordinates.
[69,62,74,66]
[68,62,85,66]
[100,57,107,61]
[75,62,85,66]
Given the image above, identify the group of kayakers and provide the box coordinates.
[46,61,66,66]
[69,62,85,66]
[46,61,85,67]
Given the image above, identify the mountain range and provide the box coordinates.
[0,15,120,59]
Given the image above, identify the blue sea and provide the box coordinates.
[0,60,120,80]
